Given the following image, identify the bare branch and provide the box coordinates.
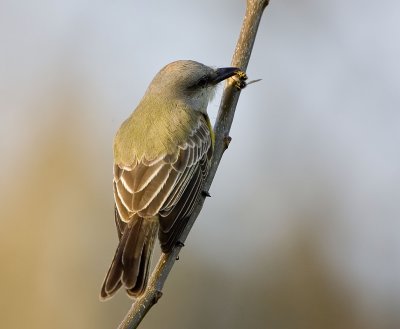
[118,1,270,328]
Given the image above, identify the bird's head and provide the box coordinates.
[144,60,240,113]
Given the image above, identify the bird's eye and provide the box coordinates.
[197,76,209,87]
[187,75,209,90]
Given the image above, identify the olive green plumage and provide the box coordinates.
[114,99,203,165]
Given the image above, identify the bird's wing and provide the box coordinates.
[113,115,212,251]
[113,205,126,239]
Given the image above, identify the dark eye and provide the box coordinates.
[188,75,209,90]
[196,76,209,87]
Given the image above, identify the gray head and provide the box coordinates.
[144,60,239,113]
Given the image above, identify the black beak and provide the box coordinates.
[212,67,240,84]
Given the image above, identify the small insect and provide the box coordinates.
[231,70,262,90]
[232,70,248,90]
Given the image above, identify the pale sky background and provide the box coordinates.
[1,1,400,328]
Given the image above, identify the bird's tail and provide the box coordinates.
[100,215,159,300]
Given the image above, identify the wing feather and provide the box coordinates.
[161,164,196,213]
[113,114,212,252]
[134,165,172,212]
[172,146,190,172]
[143,169,180,216]
[158,162,207,251]
[132,161,164,192]
[115,179,133,215]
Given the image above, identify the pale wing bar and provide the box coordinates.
[113,117,212,228]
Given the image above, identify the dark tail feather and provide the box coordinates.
[100,216,159,300]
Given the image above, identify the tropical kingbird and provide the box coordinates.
[100,60,242,300]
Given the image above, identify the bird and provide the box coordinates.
[100,60,241,300]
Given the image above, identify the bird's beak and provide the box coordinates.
[212,67,241,84]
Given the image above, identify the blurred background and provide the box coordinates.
[1,0,400,328]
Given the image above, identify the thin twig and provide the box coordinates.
[118,1,270,328]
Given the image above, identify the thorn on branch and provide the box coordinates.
[153,291,163,304]
[223,136,232,150]
[176,241,185,248]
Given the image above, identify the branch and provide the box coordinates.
[118,1,270,328]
